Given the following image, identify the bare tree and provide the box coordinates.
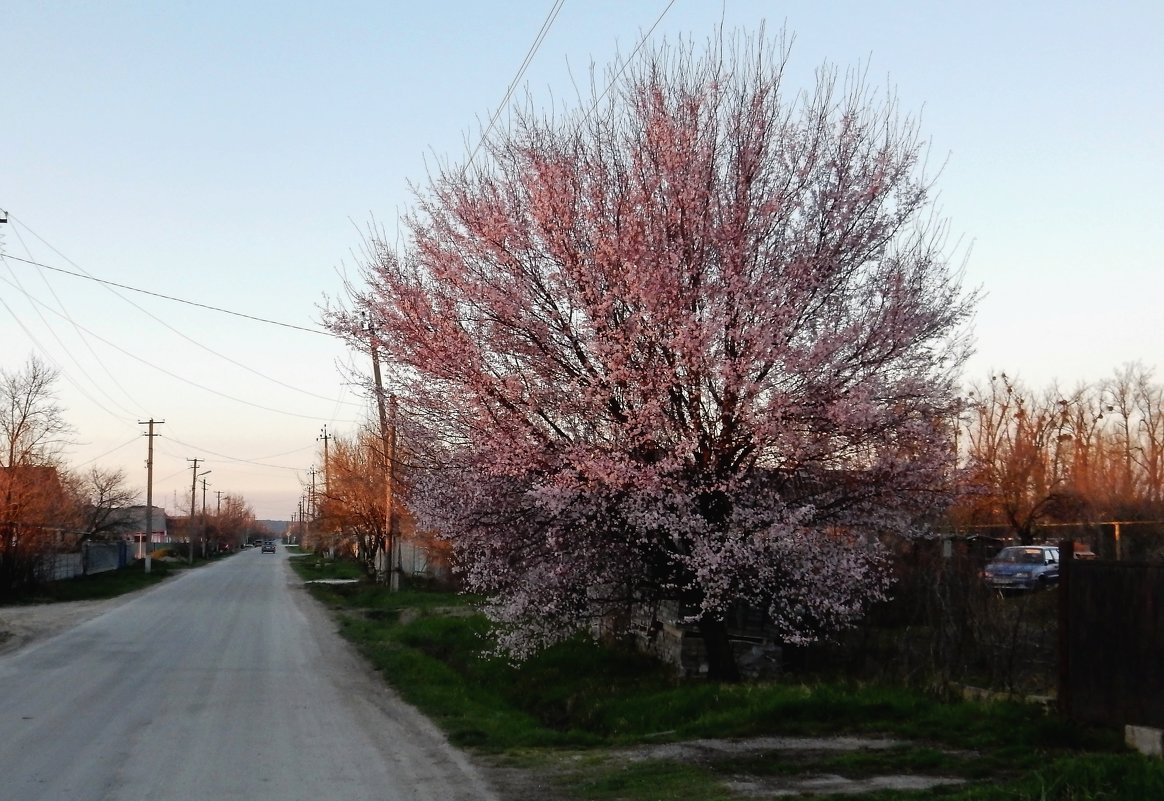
[211,494,256,549]
[1134,368,1164,508]
[962,374,1073,543]
[314,429,387,575]
[1104,364,1140,508]
[1,356,70,470]
[63,466,140,543]
[958,366,1164,534]
[0,356,74,595]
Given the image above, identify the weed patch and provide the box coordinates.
[303,575,1154,800]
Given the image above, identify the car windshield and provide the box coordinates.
[993,548,1047,565]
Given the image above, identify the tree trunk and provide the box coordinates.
[698,616,741,682]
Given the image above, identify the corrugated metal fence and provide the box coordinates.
[34,542,130,582]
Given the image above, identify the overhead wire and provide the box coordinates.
[0,283,139,427]
[0,236,335,338]
[579,0,679,127]
[3,217,362,408]
[2,231,141,418]
[464,0,568,170]
[2,215,366,499]
[71,435,142,469]
[163,428,314,472]
[0,272,353,422]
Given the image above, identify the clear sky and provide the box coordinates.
[2,1,1161,520]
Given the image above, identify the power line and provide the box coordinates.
[465,0,568,170]
[1,232,142,418]
[461,0,678,171]
[72,435,142,469]
[580,0,678,127]
[2,216,364,408]
[0,274,344,421]
[0,260,363,410]
[164,430,316,472]
[1,249,333,337]
[0,290,139,424]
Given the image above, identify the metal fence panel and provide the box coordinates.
[1067,559,1164,727]
[34,552,83,582]
[83,542,127,575]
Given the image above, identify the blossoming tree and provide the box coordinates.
[328,33,975,679]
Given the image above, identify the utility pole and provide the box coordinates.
[215,489,224,549]
[139,418,163,573]
[318,425,331,495]
[308,466,317,518]
[307,466,317,547]
[388,394,399,591]
[317,426,331,555]
[366,316,395,586]
[201,475,211,558]
[187,459,201,565]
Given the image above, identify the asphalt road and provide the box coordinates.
[0,549,499,801]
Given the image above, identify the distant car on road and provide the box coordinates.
[261,541,277,554]
[982,545,1059,590]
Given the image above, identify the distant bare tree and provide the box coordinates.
[1056,383,1109,520]
[962,374,1072,543]
[1104,364,1140,506]
[314,429,387,574]
[1133,368,1164,507]
[0,356,74,595]
[956,366,1164,535]
[1,356,70,470]
[213,493,256,548]
[64,466,140,542]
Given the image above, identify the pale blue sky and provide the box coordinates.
[2,1,1161,519]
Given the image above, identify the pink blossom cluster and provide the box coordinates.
[325,34,974,666]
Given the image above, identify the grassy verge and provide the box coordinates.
[2,560,174,604]
[1,551,231,605]
[290,555,1162,800]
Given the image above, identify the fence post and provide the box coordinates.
[1057,539,1074,718]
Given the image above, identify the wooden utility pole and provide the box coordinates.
[388,394,399,591]
[317,427,330,555]
[139,418,163,573]
[318,426,331,495]
[367,318,394,586]
[187,459,201,565]
[308,467,317,547]
[200,475,210,557]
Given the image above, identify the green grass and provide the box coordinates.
[1,560,177,604]
[289,553,368,582]
[294,560,1163,800]
[0,549,237,606]
[574,760,737,801]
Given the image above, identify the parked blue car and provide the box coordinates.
[982,545,1060,590]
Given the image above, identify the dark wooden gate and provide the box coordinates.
[1059,542,1164,727]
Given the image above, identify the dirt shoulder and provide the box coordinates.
[0,593,142,656]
